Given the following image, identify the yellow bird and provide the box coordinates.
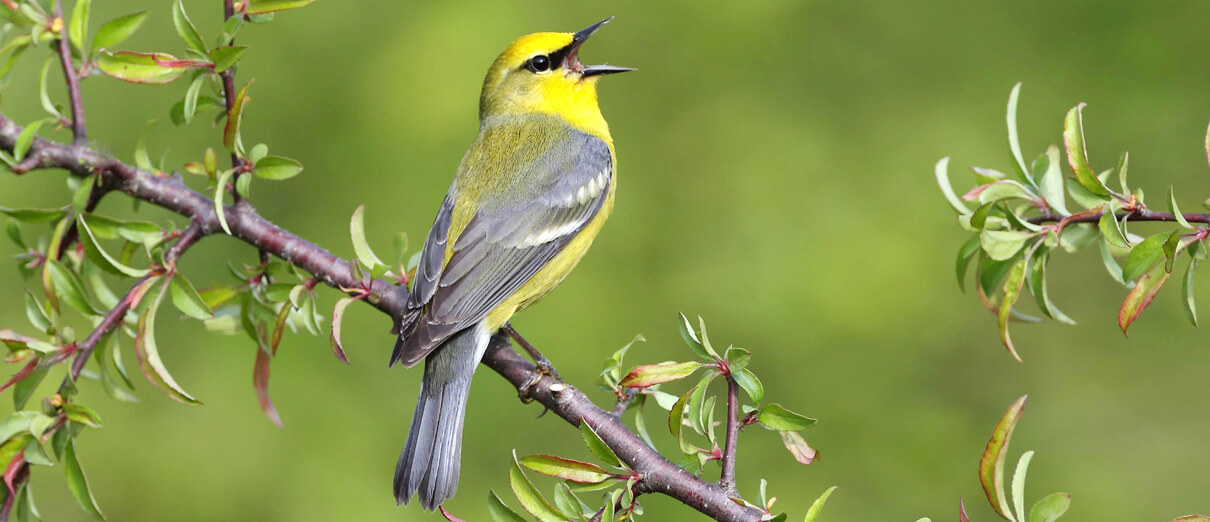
[390,18,631,510]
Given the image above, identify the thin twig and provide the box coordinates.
[54,3,86,143]
[719,376,740,495]
[221,0,246,200]
[1028,209,1210,225]
[611,389,634,417]
[60,224,204,388]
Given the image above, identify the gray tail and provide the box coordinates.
[394,325,488,510]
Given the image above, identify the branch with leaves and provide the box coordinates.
[937,83,1210,361]
[0,2,827,521]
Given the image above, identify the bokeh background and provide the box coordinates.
[3,0,1210,520]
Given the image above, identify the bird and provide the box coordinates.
[389,17,632,511]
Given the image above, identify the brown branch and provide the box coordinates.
[1028,209,1210,225]
[53,3,86,143]
[220,0,246,200]
[719,376,740,496]
[0,113,763,521]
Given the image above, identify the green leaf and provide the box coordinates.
[579,421,621,468]
[349,204,385,272]
[979,252,1019,297]
[1098,240,1127,285]
[997,258,1029,362]
[1005,82,1034,187]
[779,430,816,464]
[214,169,234,235]
[979,395,1027,522]
[935,157,970,215]
[65,440,105,520]
[24,293,51,333]
[487,491,527,522]
[169,274,213,320]
[803,486,838,522]
[686,372,715,435]
[1098,208,1130,249]
[171,0,206,54]
[77,216,151,277]
[254,155,303,181]
[236,172,253,198]
[1011,450,1034,522]
[980,230,1033,261]
[509,453,565,522]
[1065,177,1104,210]
[1116,151,1130,194]
[1183,258,1199,327]
[181,72,206,125]
[329,296,354,364]
[1119,262,1170,336]
[69,0,91,52]
[39,57,62,119]
[62,403,103,428]
[1121,233,1168,282]
[1028,249,1076,325]
[96,52,189,84]
[733,368,763,405]
[618,361,703,388]
[1063,103,1112,198]
[223,80,253,152]
[757,403,816,431]
[13,364,49,410]
[13,119,46,162]
[208,45,246,73]
[245,0,316,15]
[519,455,612,484]
[1037,145,1068,215]
[1029,493,1072,522]
[0,207,67,223]
[45,258,100,315]
[92,11,148,51]
[677,312,711,359]
[135,279,202,404]
[1168,185,1195,230]
[247,143,269,165]
[97,337,138,403]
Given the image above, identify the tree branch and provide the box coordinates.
[53,3,86,144]
[0,113,763,521]
[1028,209,1210,225]
[719,376,740,495]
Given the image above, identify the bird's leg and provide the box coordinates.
[502,324,562,404]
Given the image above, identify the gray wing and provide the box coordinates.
[391,130,612,367]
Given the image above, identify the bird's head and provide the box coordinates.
[479,18,632,131]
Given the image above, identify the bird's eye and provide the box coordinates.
[527,55,551,73]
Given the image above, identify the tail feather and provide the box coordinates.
[394,325,488,510]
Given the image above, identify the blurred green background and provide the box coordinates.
[3,0,1210,520]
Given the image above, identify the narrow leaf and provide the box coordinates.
[135,279,202,404]
[181,73,205,124]
[214,169,233,234]
[757,403,817,431]
[1011,450,1034,522]
[803,486,838,522]
[253,346,282,427]
[936,157,970,215]
[1118,263,1170,336]
[979,395,1027,521]
[618,361,702,388]
[1168,185,1195,229]
[96,52,188,84]
[69,0,91,51]
[1005,83,1033,186]
[1028,249,1076,325]
[45,258,100,316]
[1121,233,1167,282]
[329,296,354,364]
[1183,258,1199,327]
[245,0,315,15]
[92,11,148,51]
[780,430,816,465]
[78,216,151,277]
[997,259,1029,363]
[171,0,206,54]
[1037,145,1068,215]
[519,455,611,484]
[1029,493,1071,522]
[1063,103,1111,197]
[487,491,527,522]
[579,421,621,468]
[169,274,213,319]
[223,80,254,152]
[64,440,105,520]
[509,455,564,522]
[208,45,246,74]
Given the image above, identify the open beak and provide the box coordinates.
[565,17,635,78]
